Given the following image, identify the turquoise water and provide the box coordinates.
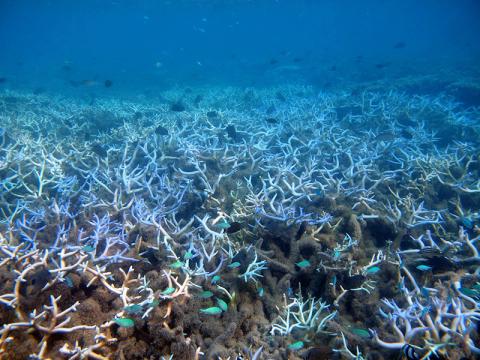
[0,1,479,359]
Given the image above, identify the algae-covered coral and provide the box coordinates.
[0,83,479,359]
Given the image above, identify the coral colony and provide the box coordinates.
[0,85,479,359]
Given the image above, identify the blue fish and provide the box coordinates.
[416,264,432,271]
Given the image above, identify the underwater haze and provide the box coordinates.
[1,0,480,91]
[1,1,480,360]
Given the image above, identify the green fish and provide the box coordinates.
[228,261,241,269]
[216,220,231,229]
[199,291,214,298]
[123,304,143,314]
[184,251,193,260]
[295,259,311,268]
[216,298,228,311]
[200,306,223,315]
[365,266,380,274]
[288,341,304,351]
[114,317,135,328]
[170,260,184,269]
[416,265,432,271]
[82,245,95,253]
[351,328,370,338]
[211,275,221,284]
[161,287,176,295]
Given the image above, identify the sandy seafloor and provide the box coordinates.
[1,70,480,360]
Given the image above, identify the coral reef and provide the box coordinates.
[0,83,479,359]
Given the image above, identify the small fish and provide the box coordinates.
[394,41,406,49]
[206,110,218,118]
[123,304,143,314]
[228,261,241,269]
[216,298,228,311]
[266,105,276,114]
[288,341,304,351]
[33,87,46,95]
[402,344,420,360]
[416,265,432,271]
[82,245,95,253]
[155,125,169,136]
[365,266,381,274]
[104,79,113,88]
[226,124,237,140]
[375,132,395,142]
[258,287,264,297]
[265,117,278,124]
[226,222,242,234]
[61,63,72,72]
[275,92,286,102]
[211,275,221,284]
[0,77,7,83]
[69,80,97,87]
[170,260,184,269]
[216,220,231,229]
[90,143,108,157]
[184,251,193,260]
[199,290,214,298]
[161,287,175,295]
[194,94,203,105]
[375,62,391,69]
[351,328,370,338]
[296,221,307,240]
[81,79,99,86]
[296,259,311,268]
[170,101,186,112]
[199,306,223,315]
[114,317,135,328]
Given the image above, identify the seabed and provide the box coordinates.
[0,76,480,359]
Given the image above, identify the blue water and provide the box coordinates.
[1,0,479,92]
